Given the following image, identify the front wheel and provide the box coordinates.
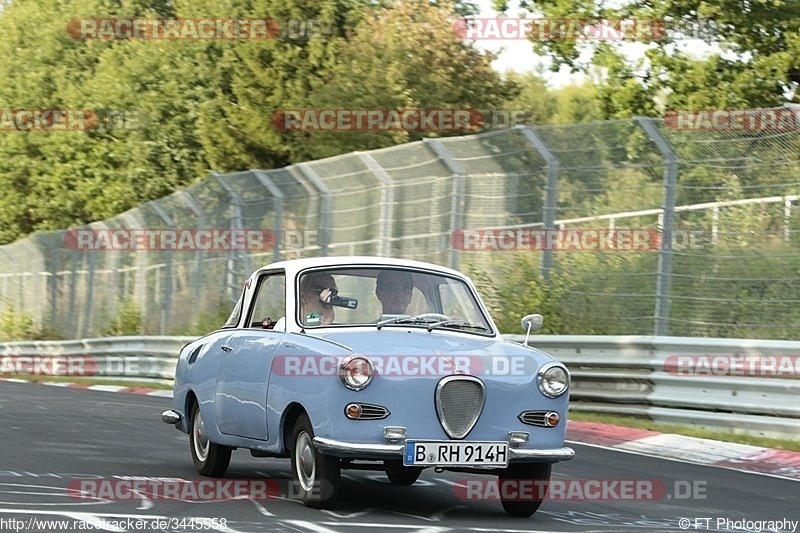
[498,463,551,517]
[189,402,231,477]
[290,414,340,508]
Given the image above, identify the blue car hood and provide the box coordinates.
[311,328,555,367]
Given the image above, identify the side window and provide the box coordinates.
[248,272,286,329]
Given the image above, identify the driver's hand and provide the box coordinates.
[319,288,333,305]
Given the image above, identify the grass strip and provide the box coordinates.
[570,410,800,452]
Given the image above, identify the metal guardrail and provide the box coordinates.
[0,336,192,381]
[507,334,800,440]
[1,335,797,439]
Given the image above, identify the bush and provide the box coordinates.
[101,299,143,336]
[465,254,574,334]
[0,304,60,340]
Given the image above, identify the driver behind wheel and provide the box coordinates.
[375,270,414,315]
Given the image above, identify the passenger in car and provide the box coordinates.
[375,270,414,315]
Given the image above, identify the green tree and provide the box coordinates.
[1,0,511,243]
[0,0,210,237]
[491,0,800,115]
[293,0,517,160]
[502,73,604,124]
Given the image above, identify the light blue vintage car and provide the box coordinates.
[162,256,573,516]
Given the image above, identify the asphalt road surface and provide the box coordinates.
[0,381,796,533]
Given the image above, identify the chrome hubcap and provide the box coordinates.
[193,409,209,462]
[295,431,315,492]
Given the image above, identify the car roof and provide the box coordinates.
[251,256,466,279]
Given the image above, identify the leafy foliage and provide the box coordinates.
[101,299,143,337]
[0,303,59,340]
[0,0,513,243]
[493,0,800,115]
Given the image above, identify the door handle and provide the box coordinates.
[221,345,233,352]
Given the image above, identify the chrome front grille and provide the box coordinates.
[435,376,485,439]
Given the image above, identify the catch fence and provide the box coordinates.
[1,111,799,339]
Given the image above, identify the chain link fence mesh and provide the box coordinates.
[1,111,799,339]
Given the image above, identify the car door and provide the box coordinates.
[214,270,285,440]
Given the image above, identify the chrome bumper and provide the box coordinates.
[313,437,575,463]
[161,409,181,425]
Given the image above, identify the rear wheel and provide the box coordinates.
[189,402,231,477]
[498,463,551,517]
[384,460,423,486]
[290,414,340,508]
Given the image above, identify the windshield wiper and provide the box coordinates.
[377,315,489,332]
[376,315,439,330]
[425,319,489,332]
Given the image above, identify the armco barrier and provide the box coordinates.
[1,335,798,439]
[507,334,800,440]
[0,336,193,381]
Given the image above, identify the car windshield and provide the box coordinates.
[296,267,493,335]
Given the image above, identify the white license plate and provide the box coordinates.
[403,440,508,467]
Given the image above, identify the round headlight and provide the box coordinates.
[339,356,373,391]
[537,363,569,398]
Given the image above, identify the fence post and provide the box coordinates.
[0,248,16,320]
[252,170,284,262]
[784,196,793,243]
[297,163,331,257]
[424,138,464,270]
[214,172,250,303]
[119,211,148,334]
[518,126,559,279]
[178,191,206,327]
[635,116,678,336]
[357,153,395,257]
[149,201,176,336]
[79,232,98,338]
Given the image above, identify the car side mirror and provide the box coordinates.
[520,313,543,345]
